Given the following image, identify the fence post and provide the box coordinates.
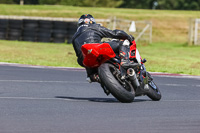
[188,18,194,46]
[112,16,117,30]
[20,0,24,5]
[135,23,150,42]
[149,21,152,44]
[194,19,198,45]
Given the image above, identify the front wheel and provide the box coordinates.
[98,63,135,103]
[147,76,162,101]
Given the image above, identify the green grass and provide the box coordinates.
[0,40,79,67]
[0,4,199,18]
[0,4,200,75]
[137,43,200,75]
[0,40,199,75]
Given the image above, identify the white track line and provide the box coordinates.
[0,80,199,88]
[0,96,199,102]
[159,84,187,87]
[0,96,85,102]
[162,100,200,102]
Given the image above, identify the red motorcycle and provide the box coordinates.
[81,40,161,103]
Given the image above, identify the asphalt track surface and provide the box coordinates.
[0,64,200,133]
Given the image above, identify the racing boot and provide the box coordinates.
[119,40,138,69]
[119,40,130,68]
[119,40,131,80]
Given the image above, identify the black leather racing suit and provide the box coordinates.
[72,23,134,67]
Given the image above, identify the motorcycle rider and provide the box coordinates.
[72,14,135,82]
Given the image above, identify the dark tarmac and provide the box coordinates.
[0,64,200,133]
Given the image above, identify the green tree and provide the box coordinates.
[60,0,122,7]
[60,0,80,6]
[120,0,155,9]
[38,0,61,5]
[25,0,39,4]
[0,0,15,4]
[156,0,200,10]
[120,0,200,10]
[190,1,199,10]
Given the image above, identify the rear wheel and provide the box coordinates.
[98,63,135,103]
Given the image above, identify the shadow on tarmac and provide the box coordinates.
[55,96,149,103]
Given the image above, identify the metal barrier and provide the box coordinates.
[108,17,152,44]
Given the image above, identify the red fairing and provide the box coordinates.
[81,43,116,68]
[129,40,143,64]
[129,40,137,59]
[131,40,137,48]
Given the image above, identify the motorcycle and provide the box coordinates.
[81,40,161,103]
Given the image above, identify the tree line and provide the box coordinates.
[1,0,200,10]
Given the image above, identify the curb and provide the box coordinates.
[0,62,200,79]
[150,72,200,79]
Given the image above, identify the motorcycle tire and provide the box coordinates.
[98,63,135,103]
[147,79,161,101]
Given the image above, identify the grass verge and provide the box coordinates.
[0,40,199,75]
[0,40,79,67]
[137,42,200,75]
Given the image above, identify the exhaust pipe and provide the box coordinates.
[127,68,140,89]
